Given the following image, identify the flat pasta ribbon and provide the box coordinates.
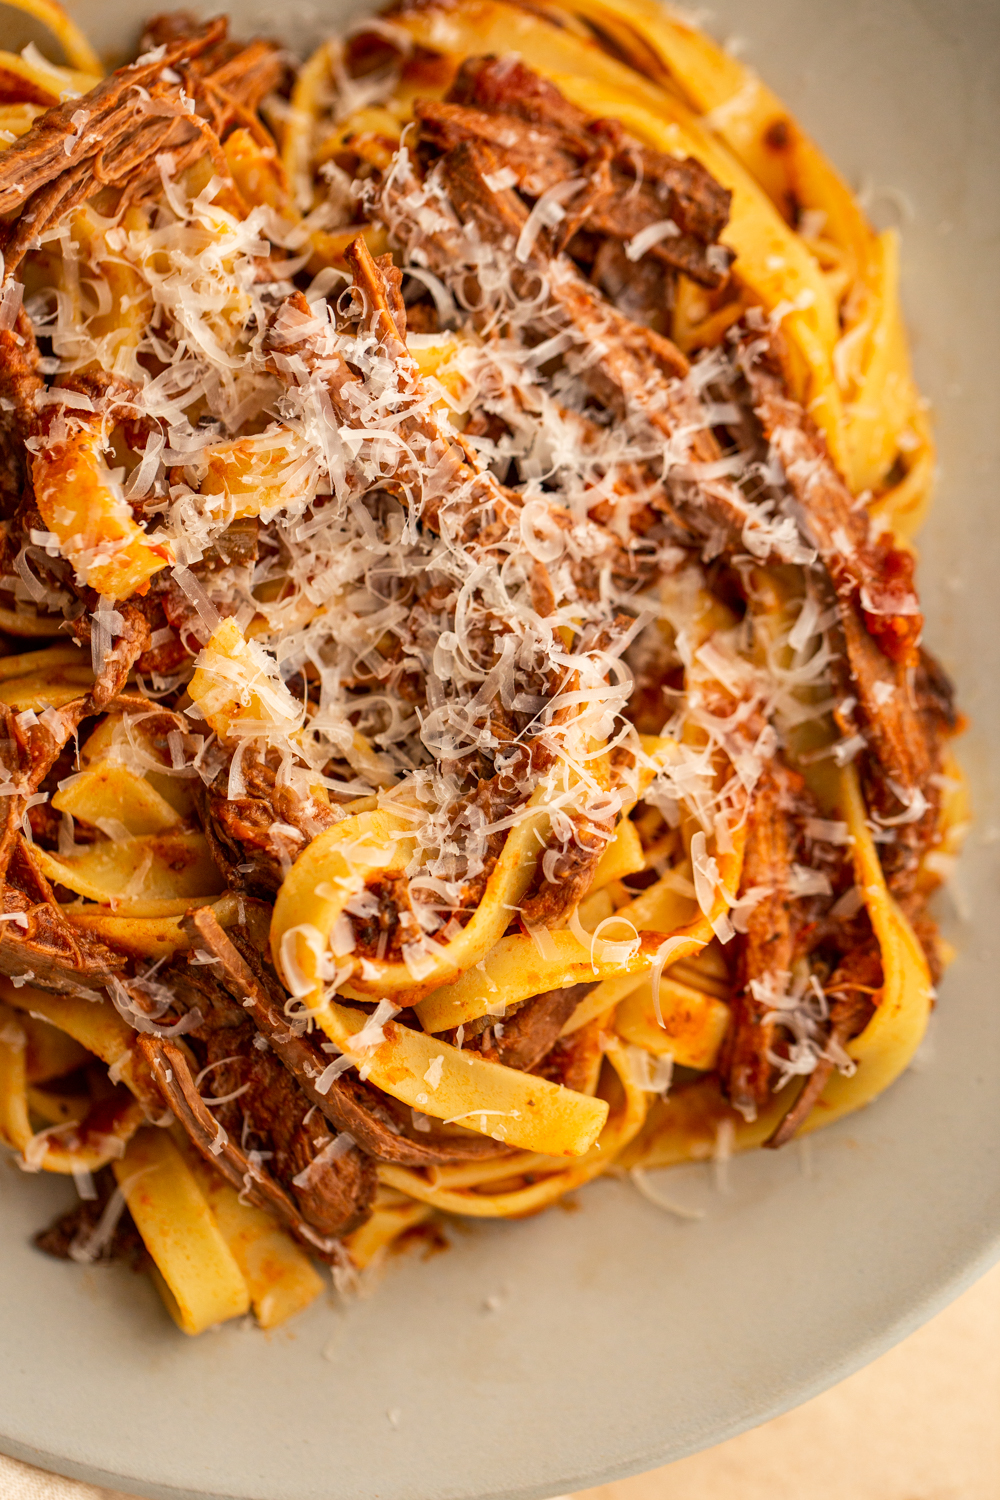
[624,763,934,1167]
[414,827,744,1034]
[377,1036,646,1217]
[293,995,608,1156]
[113,1128,251,1335]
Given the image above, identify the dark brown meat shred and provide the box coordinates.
[34,1167,146,1268]
[477,983,594,1072]
[198,748,340,896]
[767,944,882,1147]
[137,958,377,1249]
[423,56,733,288]
[0,19,284,271]
[719,759,802,1119]
[743,339,923,667]
[190,906,511,1167]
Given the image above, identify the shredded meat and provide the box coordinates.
[744,341,922,665]
[767,944,882,1147]
[34,1166,146,1267]
[719,759,802,1119]
[189,907,511,1166]
[477,982,593,1072]
[532,1015,605,1094]
[0,898,125,993]
[423,55,732,288]
[518,827,613,927]
[0,19,283,271]
[266,242,642,592]
[69,600,151,708]
[424,136,770,556]
[739,337,946,887]
[0,308,44,513]
[137,956,377,1252]
[198,748,340,896]
[0,811,124,994]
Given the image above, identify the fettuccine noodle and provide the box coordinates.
[0,0,962,1334]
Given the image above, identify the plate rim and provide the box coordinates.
[2,1215,998,1500]
[0,0,997,1495]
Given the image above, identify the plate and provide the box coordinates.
[0,1,998,1497]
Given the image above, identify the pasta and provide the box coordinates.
[0,0,964,1335]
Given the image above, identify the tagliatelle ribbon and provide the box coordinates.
[414,827,744,1036]
[291,995,609,1157]
[270,752,615,1004]
[623,763,934,1167]
[376,1037,646,1217]
[797,763,933,1131]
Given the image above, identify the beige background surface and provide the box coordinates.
[2,1258,998,1500]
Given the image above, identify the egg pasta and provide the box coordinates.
[0,0,962,1334]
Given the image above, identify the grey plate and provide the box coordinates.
[0,0,998,1496]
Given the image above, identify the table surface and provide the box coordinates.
[3,1257,998,1500]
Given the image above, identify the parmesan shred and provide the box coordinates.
[0,1,958,1319]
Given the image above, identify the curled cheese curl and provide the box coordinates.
[377,1038,646,1217]
[113,1129,250,1336]
[559,863,733,1041]
[30,414,172,599]
[296,997,608,1157]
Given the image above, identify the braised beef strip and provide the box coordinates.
[189,907,512,1166]
[0,18,284,272]
[135,957,377,1253]
[417,55,732,288]
[765,942,882,1147]
[717,760,802,1119]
